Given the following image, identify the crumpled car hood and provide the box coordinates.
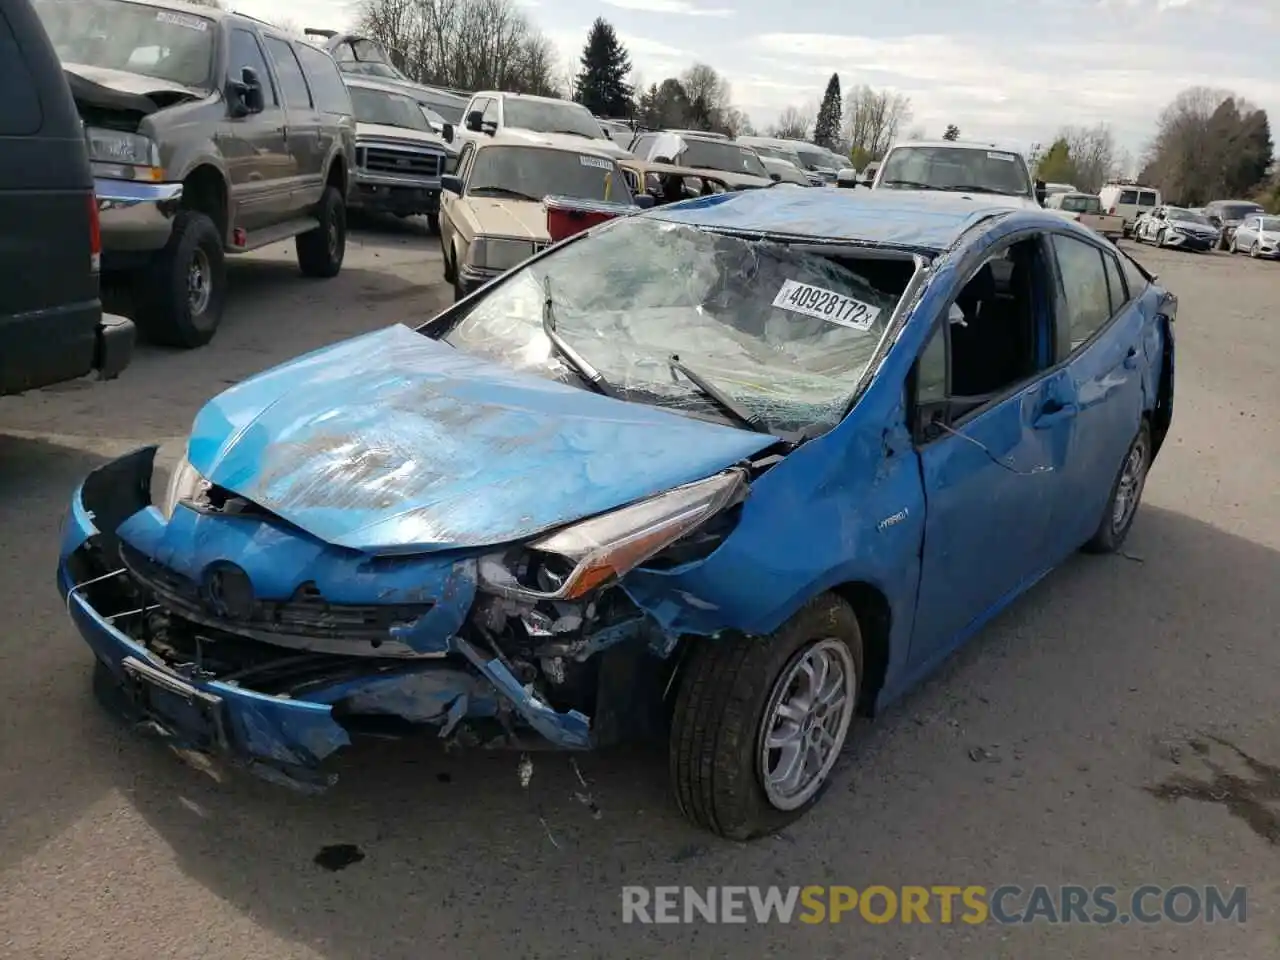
[186,325,775,554]
[467,198,549,240]
[64,62,204,113]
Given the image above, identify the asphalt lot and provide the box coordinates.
[1,220,1277,959]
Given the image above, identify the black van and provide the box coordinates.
[0,0,133,397]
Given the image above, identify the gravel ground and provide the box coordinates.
[1,223,1277,960]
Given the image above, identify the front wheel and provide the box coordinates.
[133,209,226,349]
[426,212,440,234]
[296,185,346,278]
[1084,421,1151,554]
[1250,242,1260,259]
[669,594,863,840]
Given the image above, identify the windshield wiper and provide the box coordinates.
[667,354,772,435]
[542,278,616,398]
[469,185,540,202]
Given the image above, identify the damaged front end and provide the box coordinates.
[58,445,752,791]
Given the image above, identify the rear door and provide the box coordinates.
[261,34,323,214]
[1042,232,1147,556]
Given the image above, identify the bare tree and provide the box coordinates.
[1137,86,1272,204]
[1062,123,1119,193]
[680,63,733,131]
[771,105,813,140]
[842,84,911,167]
[356,0,557,94]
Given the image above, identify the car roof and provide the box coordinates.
[887,139,1023,153]
[644,187,1074,252]
[123,0,232,18]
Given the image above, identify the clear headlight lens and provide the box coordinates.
[85,126,163,181]
[478,470,747,601]
[467,237,536,272]
[158,457,212,520]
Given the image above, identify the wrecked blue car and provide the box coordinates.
[58,188,1176,839]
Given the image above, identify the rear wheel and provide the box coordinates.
[1084,421,1151,554]
[669,594,862,840]
[133,209,226,349]
[296,185,346,278]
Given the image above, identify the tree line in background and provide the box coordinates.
[339,2,1279,208]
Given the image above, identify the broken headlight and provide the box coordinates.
[85,127,164,181]
[478,470,746,602]
[158,457,212,521]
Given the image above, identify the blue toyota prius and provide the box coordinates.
[58,187,1176,839]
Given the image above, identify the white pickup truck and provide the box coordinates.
[1044,192,1125,241]
[871,140,1042,209]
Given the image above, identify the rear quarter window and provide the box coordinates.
[1138,191,1157,206]
[0,9,43,136]
[1119,190,1138,204]
[296,43,352,115]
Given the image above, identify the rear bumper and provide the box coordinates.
[457,262,505,295]
[58,448,593,791]
[96,178,183,260]
[0,301,134,396]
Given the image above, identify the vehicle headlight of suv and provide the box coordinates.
[85,126,163,181]
[158,457,212,521]
[477,471,747,602]
[467,237,539,272]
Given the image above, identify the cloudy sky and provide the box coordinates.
[232,0,1276,160]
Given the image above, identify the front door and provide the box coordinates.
[910,234,1073,667]
[221,27,289,232]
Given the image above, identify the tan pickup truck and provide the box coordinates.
[1045,192,1125,241]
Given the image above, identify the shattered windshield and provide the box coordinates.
[880,145,1032,197]
[34,0,215,89]
[440,217,905,434]
[1168,208,1211,225]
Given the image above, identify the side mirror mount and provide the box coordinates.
[632,193,655,210]
[440,174,463,195]
[442,123,454,144]
[465,110,484,132]
[653,155,673,165]
[836,170,858,189]
[1034,178,1047,205]
[769,172,782,182]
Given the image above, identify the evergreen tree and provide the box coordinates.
[942,124,961,141]
[1036,138,1077,184]
[813,73,842,149]
[574,18,632,118]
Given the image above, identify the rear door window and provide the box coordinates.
[1052,234,1113,353]
[0,8,43,135]
[1102,249,1128,314]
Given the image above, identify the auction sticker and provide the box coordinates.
[157,10,209,30]
[772,280,881,330]
[579,155,611,169]
[987,151,1016,161]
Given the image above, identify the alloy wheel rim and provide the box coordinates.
[1112,438,1147,533]
[758,638,856,811]
[188,250,211,316]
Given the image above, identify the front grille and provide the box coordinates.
[119,543,434,643]
[358,143,444,179]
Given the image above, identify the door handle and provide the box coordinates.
[1032,402,1078,428]
[1123,347,1139,370]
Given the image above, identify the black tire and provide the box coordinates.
[669,594,863,840]
[296,185,346,278]
[441,238,456,284]
[426,212,440,234]
[1084,420,1151,554]
[133,210,226,348]
[453,277,467,303]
